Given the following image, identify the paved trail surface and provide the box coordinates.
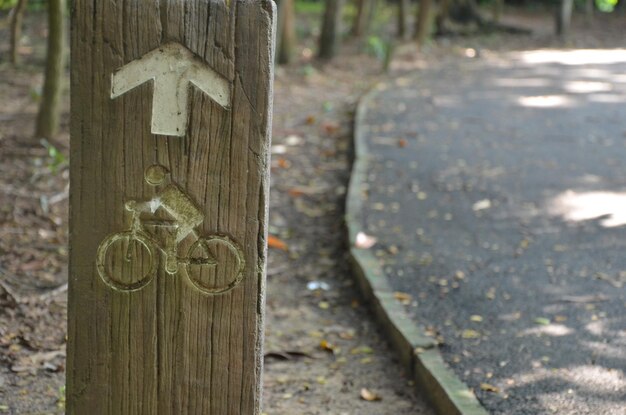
[356,50,626,414]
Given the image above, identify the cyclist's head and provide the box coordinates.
[145,164,169,186]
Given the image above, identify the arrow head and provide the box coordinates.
[111,42,231,137]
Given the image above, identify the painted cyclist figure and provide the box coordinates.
[126,164,204,274]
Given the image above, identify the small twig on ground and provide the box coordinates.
[0,270,21,306]
[558,294,610,303]
[47,185,69,205]
[38,282,67,302]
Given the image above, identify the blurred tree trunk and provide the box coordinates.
[277,0,296,64]
[397,0,410,39]
[584,0,593,24]
[319,0,344,60]
[415,0,433,46]
[448,0,484,24]
[555,0,573,36]
[36,0,66,138]
[351,0,375,37]
[492,0,503,22]
[10,0,28,65]
[436,0,450,34]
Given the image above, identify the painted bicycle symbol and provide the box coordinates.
[96,165,245,294]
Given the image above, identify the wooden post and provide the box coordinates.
[67,1,275,414]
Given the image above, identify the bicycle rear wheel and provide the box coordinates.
[96,231,157,291]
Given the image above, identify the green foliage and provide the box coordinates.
[0,0,17,10]
[365,35,386,60]
[342,1,358,21]
[301,63,316,77]
[295,0,324,15]
[30,86,42,102]
[0,0,47,11]
[57,385,66,409]
[366,36,393,70]
[364,35,394,71]
[596,0,618,12]
[369,3,395,34]
[28,0,47,11]
[40,138,67,173]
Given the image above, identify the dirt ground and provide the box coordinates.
[0,7,624,415]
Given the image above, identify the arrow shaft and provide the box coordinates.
[151,75,189,136]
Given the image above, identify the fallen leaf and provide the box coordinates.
[480,383,500,393]
[11,349,65,373]
[473,199,492,211]
[287,188,305,197]
[393,291,412,305]
[307,281,330,291]
[268,235,288,251]
[534,317,550,326]
[318,301,330,310]
[305,115,316,125]
[277,158,291,168]
[350,346,374,355]
[398,138,408,148]
[321,121,340,135]
[285,134,303,146]
[462,329,481,339]
[355,232,377,249]
[338,330,355,340]
[360,388,382,401]
[470,315,483,323]
[320,340,335,353]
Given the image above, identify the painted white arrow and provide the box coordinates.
[111,42,231,137]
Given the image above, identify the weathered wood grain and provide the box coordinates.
[68,1,275,413]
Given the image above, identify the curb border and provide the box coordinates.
[346,84,489,415]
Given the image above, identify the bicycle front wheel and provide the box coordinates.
[184,235,245,295]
